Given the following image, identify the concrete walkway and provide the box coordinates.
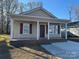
[42,41,79,59]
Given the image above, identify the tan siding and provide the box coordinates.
[27,10,52,18]
[13,21,37,39]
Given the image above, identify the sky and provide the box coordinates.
[20,0,79,20]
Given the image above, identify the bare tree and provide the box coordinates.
[5,0,19,33]
[5,0,29,33]
[0,0,4,33]
[0,0,27,34]
[27,1,43,10]
[74,6,79,21]
[17,2,25,13]
[68,6,79,22]
[68,6,72,21]
[0,0,43,34]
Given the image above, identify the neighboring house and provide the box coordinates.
[68,21,79,37]
[10,7,69,41]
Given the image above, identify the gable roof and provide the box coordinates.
[20,7,57,18]
[11,7,70,24]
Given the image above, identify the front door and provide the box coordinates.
[40,25,45,38]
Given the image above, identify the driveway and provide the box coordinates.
[42,41,79,59]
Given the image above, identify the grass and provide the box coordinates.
[0,34,10,46]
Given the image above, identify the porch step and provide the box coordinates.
[11,38,67,47]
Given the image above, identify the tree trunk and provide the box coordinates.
[1,0,4,33]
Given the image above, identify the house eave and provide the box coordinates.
[10,14,70,24]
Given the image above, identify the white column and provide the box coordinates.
[37,21,39,40]
[65,23,67,39]
[10,18,14,39]
[48,22,50,40]
[60,25,61,37]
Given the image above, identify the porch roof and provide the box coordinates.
[11,14,70,24]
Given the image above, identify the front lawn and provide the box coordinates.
[0,34,10,46]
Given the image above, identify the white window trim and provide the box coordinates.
[23,23,30,34]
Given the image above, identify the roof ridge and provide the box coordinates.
[20,7,57,18]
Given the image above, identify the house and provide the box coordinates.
[68,21,79,37]
[10,7,69,41]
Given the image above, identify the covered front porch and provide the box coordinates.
[10,15,68,41]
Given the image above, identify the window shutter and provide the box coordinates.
[58,25,60,34]
[30,24,32,34]
[20,23,23,34]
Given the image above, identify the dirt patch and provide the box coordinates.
[0,43,59,59]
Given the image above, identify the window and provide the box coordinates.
[23,23,29,34]
[49,24,58,34]
[49,24,54,34]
